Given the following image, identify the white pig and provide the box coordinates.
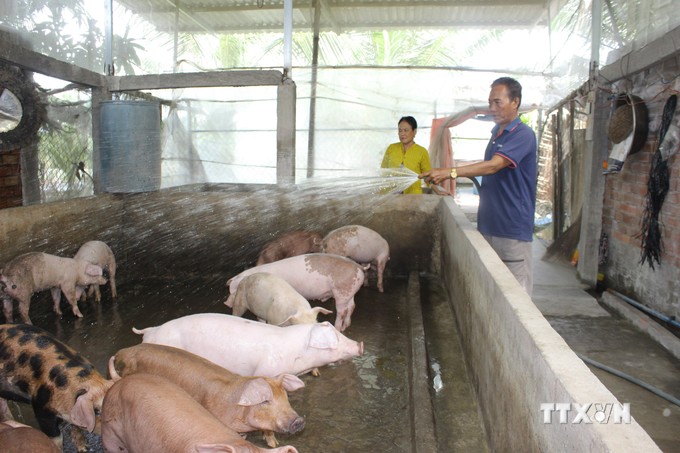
[0,252,107,324]
[225,253,368,332]
[230,272,333,326]
[73,240,117,303]
[109,343,306,448]
[101,373,298,453]
[322,225,390,293]
[133,313,364,377]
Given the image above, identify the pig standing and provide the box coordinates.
[0,324,113,449]
[73,240,117,303]
[0,252,107,324]
[322,225,390,293]
[256,231,322,266]
[230,272,333,326]
[226,253,367,331]
[133,313,363,377]
[0,421,61,453]
[109,343,305,447]
[101,373,299,453]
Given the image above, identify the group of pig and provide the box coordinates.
[0,240,118,325]
[0,224,391,452]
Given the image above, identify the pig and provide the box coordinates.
[133,313,364,377]
[230,272,333,326]
[101,373,299,453]
[0,324,113,449]
[0,420,61,453]
[73,240,117,303]
[256,231,323,266]
[0,252,107,324]
[226,253,368,331]
[322,225,390,293]
[108,343,305,447]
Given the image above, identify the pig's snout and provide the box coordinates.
[288,416,305,434]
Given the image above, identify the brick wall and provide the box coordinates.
[599,63,680,316]
[0,149,22,209]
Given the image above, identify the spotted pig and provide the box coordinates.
[0,324,113,448]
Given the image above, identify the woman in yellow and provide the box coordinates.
[380,116,432,194]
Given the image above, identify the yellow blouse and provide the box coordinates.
[380,142,432,194]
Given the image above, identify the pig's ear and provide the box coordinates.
[238,378,273,406]
[313,307,333,317]
[278,374,305,392]
[196,444,237,453]
[85,264,103,277]
[70,391,96,432]
[308,322,339,350]
[277,315,295,327]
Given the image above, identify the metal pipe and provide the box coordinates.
[609,289,680,330]
[283,0,293,76]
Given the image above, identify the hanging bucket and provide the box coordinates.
[99,100,161,193]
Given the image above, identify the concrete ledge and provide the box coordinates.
[438,197,660,452]
[601,290,680,361]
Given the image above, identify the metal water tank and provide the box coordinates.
[99,100,161,192]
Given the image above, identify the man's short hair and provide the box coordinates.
[492,77,522,108]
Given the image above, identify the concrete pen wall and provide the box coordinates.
[437,196,660,452]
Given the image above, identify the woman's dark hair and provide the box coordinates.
[398,116,417,130]
[492,77,522,108]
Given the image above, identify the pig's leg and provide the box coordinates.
[60,286,83,318]
[50,288,63,315]
[76,285,86,302]
[334,297,355,332]
[93,284,102,303]
[109,271,117,299]
[263,430,279,448]
[16,296,32,324]
[376,260,387,293]
[1,296,13,323]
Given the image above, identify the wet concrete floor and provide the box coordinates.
[7,272,488,452]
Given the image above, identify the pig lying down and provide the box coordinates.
[109,343,305,447]
[101,373,298,453]
[0,324,113,449]
[0,420,61,453]
[230,272,332,326]
[256,230,322,266]
[133,313,363,377]
[73,240,117,303]
[0,252,107,324]
[226,253,367,332]
[322,224,390,293]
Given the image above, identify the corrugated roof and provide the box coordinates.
[117,0,553,34]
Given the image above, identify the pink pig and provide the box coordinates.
[0,252,107,324]
[256,231,323,266]
[226,253,367,331]
[101,373,298,453]
[322,225,390,293]
[73,240,117,303]
[0,421,61,453]
[133,313,363,377]
[230,272,333,326]
[109,343,305,448]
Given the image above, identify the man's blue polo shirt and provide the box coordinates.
[477,117,537,242]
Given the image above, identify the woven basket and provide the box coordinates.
[607,93,648,154]
[608,104,633,143]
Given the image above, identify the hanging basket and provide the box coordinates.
[607,93,648,155]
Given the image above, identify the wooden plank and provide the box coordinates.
[0,29,104,87]
[108,70,284,91]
